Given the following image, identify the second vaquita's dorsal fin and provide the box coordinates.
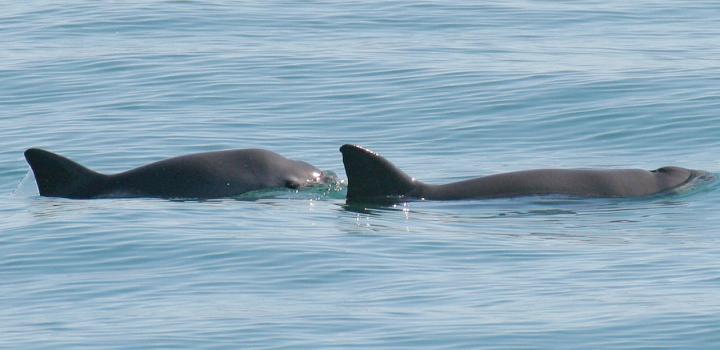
[339,144,418,202]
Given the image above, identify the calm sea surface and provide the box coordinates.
[2,1,720,349]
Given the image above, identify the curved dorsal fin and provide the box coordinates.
[339,144,418,202]
[24,148,107,198]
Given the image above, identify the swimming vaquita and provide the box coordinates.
[23,146,711,201]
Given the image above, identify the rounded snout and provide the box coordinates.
[652,166,699,189]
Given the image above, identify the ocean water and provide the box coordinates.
[2,1,720,348]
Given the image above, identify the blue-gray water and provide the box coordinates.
[2,1,720,349]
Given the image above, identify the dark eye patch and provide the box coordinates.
[284,179,300,189]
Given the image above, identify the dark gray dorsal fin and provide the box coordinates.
[339,144,417,202]
[24,148,107,199]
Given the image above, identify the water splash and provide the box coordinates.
[233,170,346,201]
[12,169,38,198]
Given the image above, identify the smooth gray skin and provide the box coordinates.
[24,148,330,199]
[340,144,702,202]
